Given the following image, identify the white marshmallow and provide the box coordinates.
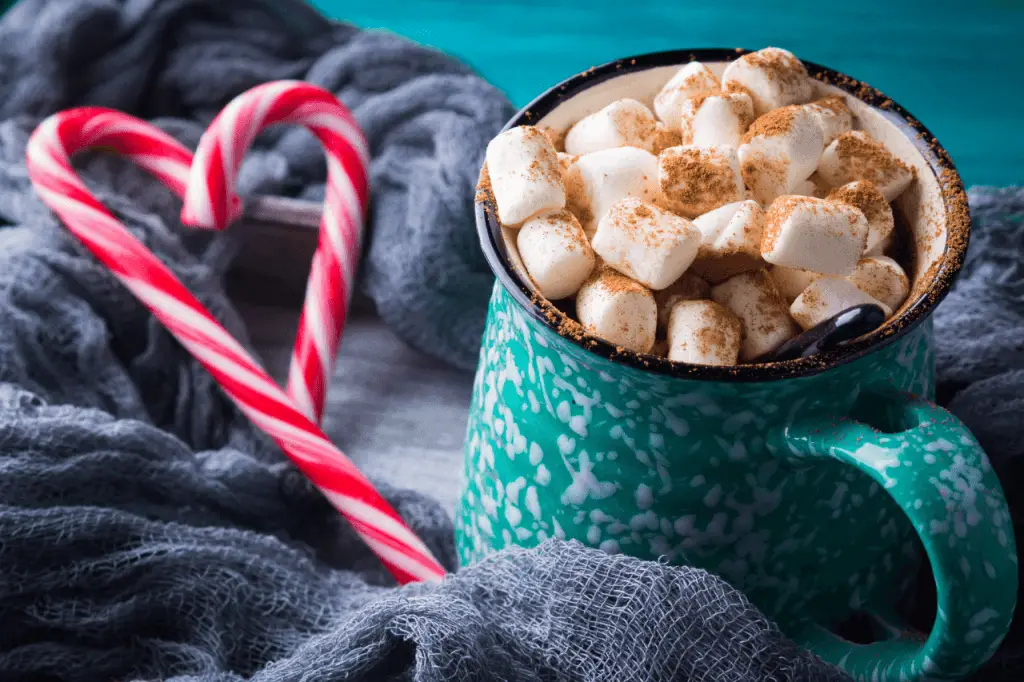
[666,300,742,366]
[517,210,596,300]
[848,256,909,312]
[826,180,895,254]
[658,145,745,218]
[865,232,894,257]
[485,126,566,226]
[817,131,915,201]
[769,265,821,304]
[592,198,702,290]
[721,47,814,116]
[790,276,892,330]
[557,152,578,178]
[690,200,765,283]
[653,62,721,129]
[576,268,657,353]
[738,105,824,205]
[762,196,868,275]
[654,272,711,330]
[680,92,755,149]
[653,122,681,153]
[804,96,854,145]
[711,269,799,360]
[791,173,829,198]
[566,147,661,235]
[564,99,659,156]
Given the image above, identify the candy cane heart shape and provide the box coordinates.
[182,81,369,426]
[25,107,445,584]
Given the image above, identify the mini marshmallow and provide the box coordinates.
[654,272,711,329]
[592,198,702,290]
[557,152,578,180]
[769,265,821,304]
[564,99,659,156]
[576,268,657,353]
[738,105,824,205]
[653,62,721,129]
[790,276,892,330]
[517,210,596,300]
[817,131,915,201]
[690,200,765,283]
[721,47,813,116]
[485,126,566,226]
[762,196,868,275]
[666,300,742,366]
[653,122,681,153]
[658,145,745,218]
[679,92,755,149]
[866,232,894,257]
[566,147,661,235]
[711,269,799,360]
[827,180,895,254]
[804,96,854,146]
[848,256,909,312]
[791,178,818,197]
[540,126,566,151]
[791,172,828,198]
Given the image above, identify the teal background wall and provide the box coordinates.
[313,0,1022,188]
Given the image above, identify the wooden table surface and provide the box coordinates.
[240,298,472,512]
[315,0,1022,188]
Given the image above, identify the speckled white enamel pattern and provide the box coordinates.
[457,282,1017,682]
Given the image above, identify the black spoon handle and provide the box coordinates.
[755,304,888,363]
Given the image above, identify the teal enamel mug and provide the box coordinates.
[456,50,1017,681]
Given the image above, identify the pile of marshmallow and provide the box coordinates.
[484,47,915,366]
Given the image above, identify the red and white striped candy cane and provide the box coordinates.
[183,81,368,425]
[26,106,445,584]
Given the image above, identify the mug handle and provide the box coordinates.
[769,390,1017,681]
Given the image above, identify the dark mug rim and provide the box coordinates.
[475,47,970,382]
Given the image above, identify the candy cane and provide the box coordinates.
[182,81,368,425]
[26,107,445,584]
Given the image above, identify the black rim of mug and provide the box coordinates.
[475,47,968,382]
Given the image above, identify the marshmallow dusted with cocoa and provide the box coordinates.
[485,126,566,226]
[666,300,742,366]
[576,268,657,353]
[826,180,895,254]
[564,99,659,156]
[653,62,722,129]
[653,122,682,153]
[769,265,821,304]
[680,92,755,149]
[761,196,868,276]
[790,276,892,330]
[804,96,854,146]
[592,198,702,290]
[817,131,915,201]
[566,147,661,235]
[654,272,711,329]
[711,269,799,360]
[690,200,765,283]
[721,47,813,116]
[738,105,824,205]
[658,145,745,218]
[517,210,596,300]
[849,256,909,311]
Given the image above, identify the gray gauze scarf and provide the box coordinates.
[0,1,1021,680]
